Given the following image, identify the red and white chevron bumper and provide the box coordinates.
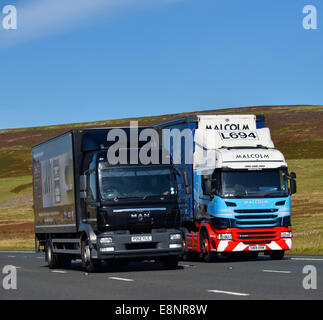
[216,238,292,252]
[213,227,292,253]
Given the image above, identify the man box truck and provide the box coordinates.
[32,127,182,272]
[156,114,296,261]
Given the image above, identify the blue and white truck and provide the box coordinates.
[156,114,296,261]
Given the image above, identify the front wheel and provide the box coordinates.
[200,231,217,262]
[81,240,101,273]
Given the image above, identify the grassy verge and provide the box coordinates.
[287,159,323,255]
[290,213,323,255]
[0,238,35,251]
[0,176,34,250]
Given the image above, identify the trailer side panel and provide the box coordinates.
[32,132,77,233]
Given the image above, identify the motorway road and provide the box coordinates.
[0,251,322,300]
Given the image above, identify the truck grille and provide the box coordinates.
[237,231,276,243]
[234,209,278,213]
[235,215,277,220]
[125,243,157,250]
[234,209,279,228]
[242,240,272,245]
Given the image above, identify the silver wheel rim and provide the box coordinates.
[83,243,90,265]
[47,244,52,264]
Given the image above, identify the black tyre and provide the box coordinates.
[182,251,194,261]
[45,239,60,269]
[200,231,217,262]
[269,250,285,260]
[81,239,101,273]
[180,228,192,261]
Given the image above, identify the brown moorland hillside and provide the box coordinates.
[1,104,323,178]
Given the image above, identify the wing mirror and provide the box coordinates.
[80,174,88,199]
[202,175,213,197]
[289,172,296,179]
[183,170,191,194]
[289,172,297,194]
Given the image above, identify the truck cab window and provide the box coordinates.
[201,171,220,196]
[98,166,176,200]
[89,171,97,200]
[211,170,221,195]
[219,168,289,198]
[88,158,97,201]
[201,175,211,196]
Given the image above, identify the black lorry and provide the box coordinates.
[32,127,182,272]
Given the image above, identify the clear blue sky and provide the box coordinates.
[0,0,322,129]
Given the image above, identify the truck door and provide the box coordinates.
[160,122,195,221]
[175,164,192,220]
[197,173,213,218]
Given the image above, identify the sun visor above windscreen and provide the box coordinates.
[197,114,258,131]
[194,127,275,150]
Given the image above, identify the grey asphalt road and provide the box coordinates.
[0,251,322,300]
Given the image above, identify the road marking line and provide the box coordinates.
[51,270,67,274]
[181,264,194,267]
[8,256,16,258]
[291,258,323,261]
[0,250,34,254]
[108,277,134,282]
[263,269,292,274]
[208,289,250,296]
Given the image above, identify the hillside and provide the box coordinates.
[0,105,323,253]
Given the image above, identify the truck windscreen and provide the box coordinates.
[98,166,176,201]
[216,168,289,198]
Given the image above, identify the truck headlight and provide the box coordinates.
[99,237,113,245]
[281,231,292,238]
[170,233,182,241]
[169,244,182,249]
[217,233,233,240]
[100,247,115,252]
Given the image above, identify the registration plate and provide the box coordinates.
[249,245,266,251]
[131,235,152,242]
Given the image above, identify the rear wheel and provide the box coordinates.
[45,239,60,269]
[269,250,285,260]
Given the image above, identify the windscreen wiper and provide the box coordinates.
[261,191,287,198]
[231,193,247,198]
[142,194,165,200]
[112,196,142,202]
[225,191,258,198]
